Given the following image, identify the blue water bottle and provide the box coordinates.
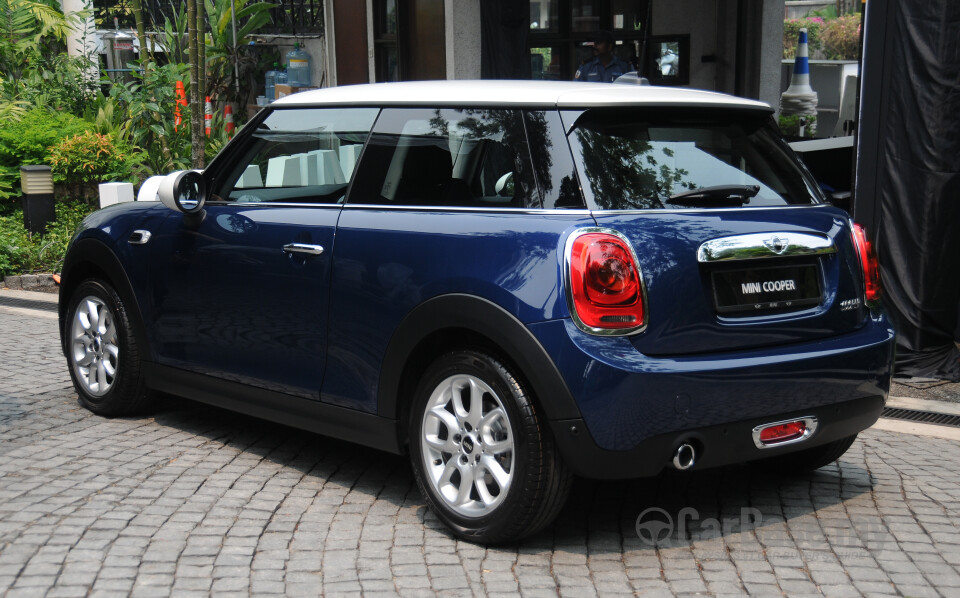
[265,62,279,101]
[285,43,312,87]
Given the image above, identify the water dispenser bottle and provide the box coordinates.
[285,43,311,87]
[265,62,279,101]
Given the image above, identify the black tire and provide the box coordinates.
[408,350,572,544]
[64,279,154,416]
[755,434,858,472]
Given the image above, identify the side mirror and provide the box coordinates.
[158,170,206,214]
[495,172,515,197]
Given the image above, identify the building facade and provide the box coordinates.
[323,0,785,109]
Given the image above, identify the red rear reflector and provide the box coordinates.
[851,222,881,302]
[758,421,806,445]
[568,232,645,331]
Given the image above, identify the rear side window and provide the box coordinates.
[215,108,378,204]
[567,108,823,210]
[348,108,539,208]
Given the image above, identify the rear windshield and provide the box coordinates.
[567,108,823,210]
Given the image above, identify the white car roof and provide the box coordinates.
[273,80,772,111]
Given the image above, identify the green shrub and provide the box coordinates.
[0,108,92,204]
[49,131,138,200]
[821,14,861,60]
[783,18,824,59]
[0,200,95,276]
[779,113,818,139]
[0,108,92,167]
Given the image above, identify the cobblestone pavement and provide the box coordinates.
[2,299,960,597]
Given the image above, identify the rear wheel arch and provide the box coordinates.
[377,294,581,444]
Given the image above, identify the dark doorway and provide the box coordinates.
[404,0,446,80]
[333,0,369,85]
[373,0,446,82]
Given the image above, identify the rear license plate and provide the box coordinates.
[712,264,821,314]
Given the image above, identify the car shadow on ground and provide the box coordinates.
[140,394,875,554]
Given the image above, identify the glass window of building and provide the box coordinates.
[529,0,650,81]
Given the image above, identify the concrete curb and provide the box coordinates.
[2,274,58,292]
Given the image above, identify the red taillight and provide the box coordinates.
[758,421,807,445]
[851,222,881,302]
[569,232,645,331]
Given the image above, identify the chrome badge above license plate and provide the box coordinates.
[712,264,821,314]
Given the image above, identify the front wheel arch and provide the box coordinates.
[59,238,150,363]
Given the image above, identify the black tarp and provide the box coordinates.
[855,0,960,380]
[480,0,530,79]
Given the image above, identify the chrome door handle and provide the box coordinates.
[282,243,324,256]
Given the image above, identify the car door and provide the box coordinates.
[321,107,591,413]
[146,107,378,400]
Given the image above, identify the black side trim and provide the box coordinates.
[377,294,581,421]
[145,364,403,454]
[550,395,885,479]
[59,238,149,360]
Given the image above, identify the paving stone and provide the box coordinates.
[3,306,960,597]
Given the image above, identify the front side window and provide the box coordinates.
[567,108,824,210]
[348,107,539,208]
[215,108,379,204]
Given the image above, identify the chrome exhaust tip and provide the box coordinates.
[673,443,696,470]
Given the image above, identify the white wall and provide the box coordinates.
[59,0,98,79]
[653,0,719,90]
[759,0,785,112]
[654,0,784,106]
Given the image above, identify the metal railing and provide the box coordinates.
[95,0,324,35]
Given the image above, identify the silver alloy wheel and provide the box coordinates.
[70,296,119,397]
[420,374,515,517]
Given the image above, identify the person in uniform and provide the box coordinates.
[574,30,632,83]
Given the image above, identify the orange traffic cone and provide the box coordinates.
[224,104,235,138]
[174,81,187,131]
[204,96,213,137]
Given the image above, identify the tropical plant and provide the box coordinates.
[8,52,98,115]
[160,1,189,65]
[0,0,73,77]
[106,60,192,174]
[0,83,29,122]
[204,0,276,107]
[1,0,98,120]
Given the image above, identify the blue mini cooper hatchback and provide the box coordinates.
[60,81,894,543]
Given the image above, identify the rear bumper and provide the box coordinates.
[528,312,895,479]
[549,394,884,479]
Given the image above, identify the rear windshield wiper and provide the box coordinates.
[665,184,760,206]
